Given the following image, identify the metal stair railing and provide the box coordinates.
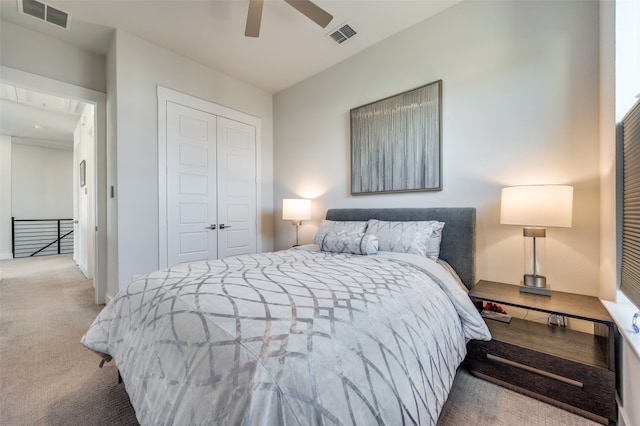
[11,218,74,258]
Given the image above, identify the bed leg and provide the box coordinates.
[118,370,122,384]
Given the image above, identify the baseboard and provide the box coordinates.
[0,252,13,260]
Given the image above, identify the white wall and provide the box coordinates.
[600,0,617,303]
[1,21,105,264]
[274,0,601,298]
[109,30,274,291]
[0,20,106,93]
[0,135,12,259]
[11,143,73,219]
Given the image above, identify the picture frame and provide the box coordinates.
[350,80,442,195]
[79,160,86,187]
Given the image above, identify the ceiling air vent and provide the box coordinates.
[327,23,357,45]
[17,0,71,30]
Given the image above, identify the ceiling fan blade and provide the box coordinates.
[245,0,263,37]
[284,0,333,28]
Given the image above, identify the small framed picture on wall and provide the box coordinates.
[80,160,86,187]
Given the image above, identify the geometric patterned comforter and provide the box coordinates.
[82,247,490,425]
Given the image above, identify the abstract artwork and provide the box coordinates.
[79,160,86,187]
[350,80,442,194]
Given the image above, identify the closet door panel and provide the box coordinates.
[216,116,257,258]
[166,102,218,265]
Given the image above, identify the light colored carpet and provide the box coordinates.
[0,255,598,425]
[438,366,598,425]
[0,255,138,426]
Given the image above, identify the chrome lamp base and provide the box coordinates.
[520,274,551,296]
[524,274,546,288]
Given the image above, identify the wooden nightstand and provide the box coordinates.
[466,280,617,425]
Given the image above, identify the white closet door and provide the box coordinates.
[216,116,257,258]
[166,102,218,265]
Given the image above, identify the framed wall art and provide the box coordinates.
[79,160,86,187]
[350,80,442,195]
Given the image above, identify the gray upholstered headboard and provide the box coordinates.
[325,208,476,289]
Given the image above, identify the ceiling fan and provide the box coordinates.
[245,0,333,37]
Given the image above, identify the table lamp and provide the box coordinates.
[500,185,573,296]
[282,198,311,246]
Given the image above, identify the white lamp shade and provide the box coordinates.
[500,185,573,227]
[282,199,311,221]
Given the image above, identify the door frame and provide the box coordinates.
[1,66,108,304]
[157,86,262,269]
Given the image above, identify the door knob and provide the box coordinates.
[206,224,217,230]
[219,224,231,229]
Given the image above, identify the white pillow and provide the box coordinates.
[320,231,378,255]
[313,220,368,245]
[365,219,445,260]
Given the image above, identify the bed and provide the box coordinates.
[82,208,490,425]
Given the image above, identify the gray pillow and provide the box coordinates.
[313,220,368,245]
[365,219,445,260]
[320,231,378,255]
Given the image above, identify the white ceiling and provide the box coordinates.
[0,83,84,150]
[0,0,460,144]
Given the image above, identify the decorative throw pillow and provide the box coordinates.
[320,231,378,255]
[365,219,445,260]
[312,220,368,245]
